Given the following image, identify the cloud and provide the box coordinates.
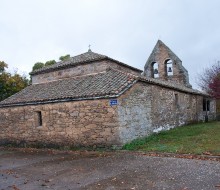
[0,0,220,88]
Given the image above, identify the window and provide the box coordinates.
[207,100,210,111]
[152,62,159,78]
[203,99,210,111]
[175,93,179,107]
[36,111,42,126]
[165,59,173,76]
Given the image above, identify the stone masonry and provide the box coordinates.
[117,82,215,144]
[0,41,216,148]
[0,81,215,147]
[31,56,142,84]
[144,40,191,88]
[0,99,120,147]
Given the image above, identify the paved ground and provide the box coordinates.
[0,148,220,190]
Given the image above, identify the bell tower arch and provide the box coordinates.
[143,40,192,88]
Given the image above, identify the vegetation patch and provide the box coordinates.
[123,121,220,156]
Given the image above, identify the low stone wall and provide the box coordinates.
[0,99,120,148]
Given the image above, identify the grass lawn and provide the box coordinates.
[122,121,220,156]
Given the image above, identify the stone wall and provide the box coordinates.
[32,60,141,84]
[151,85,199,131]
[117,83,152,143]
[0,82,216,147]
[0,99,121,147]
[117,82,216,143]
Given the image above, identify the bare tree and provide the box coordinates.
[197,61,220,98]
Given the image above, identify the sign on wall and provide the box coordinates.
[110,99,118,106]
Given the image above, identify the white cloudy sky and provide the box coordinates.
[0,0,220,88]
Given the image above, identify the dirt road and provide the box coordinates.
[0,148,219,190]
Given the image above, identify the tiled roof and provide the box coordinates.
[30,50,142,75]
[0,67,208,107]
[0,68,137,107]
[138,76,207,96]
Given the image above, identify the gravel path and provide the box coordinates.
[0,148,220,190]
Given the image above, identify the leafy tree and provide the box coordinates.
[32,54,70,72]
[59,54,70,61]
[32,60,56,72]
[0,61,29,101]
[32,62,44,71]
[0,61,8,73]
[45,60,56,66]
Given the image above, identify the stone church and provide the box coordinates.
[0,40,216,147]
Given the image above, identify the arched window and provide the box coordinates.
[165,59,173,76]
[152,62,159,78]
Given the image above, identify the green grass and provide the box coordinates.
[122,121,220,155]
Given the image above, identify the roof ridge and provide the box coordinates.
[70,50,107,59]
[30,51,142,75]
[30,51,107,75]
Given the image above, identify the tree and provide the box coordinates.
[197,61,220,98]
[32,62,44,71]
[32,60,56,72]
[59,54,70,61]
[32,54,70,72]
[199,61,220,121]
[0,61,8,73]
[0,61,29,101]
[208,73,220,99]
[45,60,56,66]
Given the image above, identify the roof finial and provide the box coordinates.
[88,44,91,52]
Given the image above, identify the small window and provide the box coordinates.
[207,100,210,111]
[203,99,210,111]
[175,93,178,107]
[36,111,42,126]
[203,99,206,111]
